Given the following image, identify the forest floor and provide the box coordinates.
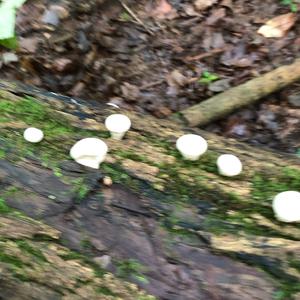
[0,0,299,153]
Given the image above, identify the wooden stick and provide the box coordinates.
[181,58,300,127]
[119,1,154,35]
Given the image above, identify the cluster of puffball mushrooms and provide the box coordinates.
[23,113,300,223]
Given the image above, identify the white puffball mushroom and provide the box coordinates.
[272,191,300,223]
[176,134,208,161]
[70,138,108,169]
[23,127,44,143]
[217,154,242,177]
[105,114,131,140]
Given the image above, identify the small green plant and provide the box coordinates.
[116,259,149,284]
[119,12,132,22]
[281,0,299,12]
[198,71,219,84]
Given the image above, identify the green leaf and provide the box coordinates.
[198,71,219,84]
[290,3,298,11]
[0,36,17,49]
[280,0,298,12]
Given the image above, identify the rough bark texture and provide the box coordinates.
[181,58,300,127]
[0,80,300,300]
[0,215,154,300]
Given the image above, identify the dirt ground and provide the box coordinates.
[0,0,300,153]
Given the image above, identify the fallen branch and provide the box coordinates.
[181,58,300,127]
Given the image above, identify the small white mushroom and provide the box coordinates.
[217,154,243,177]
[105,114,131,140]
[23,127,44,143]
[70,138,108,169]
[272,191,300,223]
[176,134,208,161]
[217,154,242,177]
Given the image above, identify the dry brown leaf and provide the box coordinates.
[257,13,297,38]
[19,37,39,53]
[194,0,217,11]
[166,69,188,87]
[206,8,226,25]
[152,0,176,19]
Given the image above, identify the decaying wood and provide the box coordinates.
[0,80,299,300]
[0,215,154,300]
[181,58,300,127]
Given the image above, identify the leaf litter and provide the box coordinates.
[0,0,299,153]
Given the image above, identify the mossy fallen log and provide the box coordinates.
[0,80,299,300]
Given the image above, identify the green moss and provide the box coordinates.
[71,178,90,202]
[115,259,149,284]
[288,258,300,273]
[0,97,73,137]
[80,238,93,251]
[114,149,149,164]
[53,167,63,178]
[0,148,6,159]
[0,96,106,169]
[0,243,24,268]
[59,251,84,261]
[252,167,300,203]
[101,163,141,192]
[96,286,118,296]
[273,282,300,300]
[0,197,12,214]
[15,240,47,263]
[1,186,21,199]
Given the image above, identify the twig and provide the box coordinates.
[119,0,154,35]
[140,79,164,90]
[181,58,300,127]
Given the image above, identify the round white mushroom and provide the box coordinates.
[272,191,300,222]
[217,154,242,177]
[70,138,108,169]
[176,134,208,161]
[23,127,44,143]
[105,114,131,140]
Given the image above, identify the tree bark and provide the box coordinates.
[0,80,299,300]
[181,58,300,127]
